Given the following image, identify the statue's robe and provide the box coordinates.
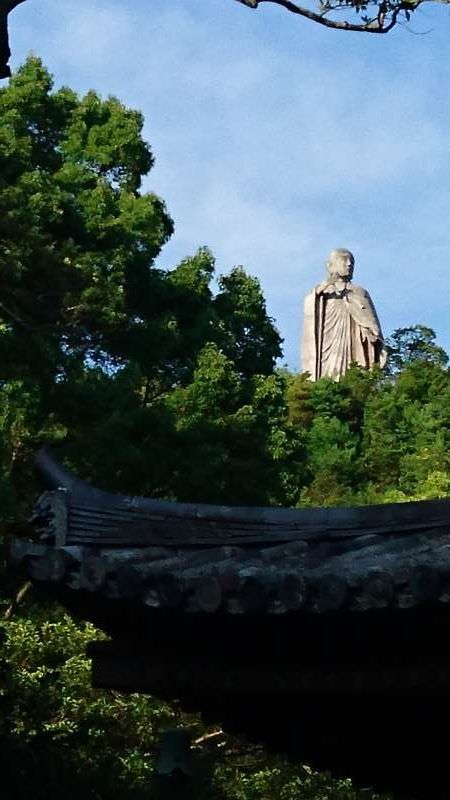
[301,282,387,381]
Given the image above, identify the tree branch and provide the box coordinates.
[193,729,225,747]
[236,0,405,33]
[0,299,33,329]
[0,0,27,79]
[4,581,32,620]
[0,0,439,77]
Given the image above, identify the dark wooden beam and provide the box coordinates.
[33,449,450,549]
[88,640,450,697]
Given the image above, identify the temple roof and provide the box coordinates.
[9,448,450,798]
[11,447,450,618]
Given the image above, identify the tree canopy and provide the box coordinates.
[386,325,449,375]
[0,56,291,516]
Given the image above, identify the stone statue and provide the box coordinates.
[301,249,387,381]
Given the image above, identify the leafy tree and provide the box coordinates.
[0,57,287,512]
[386,325,448,375]
[163,345,304,505]
[0,591,393,800]
[361,381,411,492]
[285,350,450,507]
[0,55,173,511]
[301,415,360,505]
[0,56,173,379]
[0,597,181,800]
[213,267,282,380]
[286,367,384,506]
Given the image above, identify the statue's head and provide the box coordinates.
[327,249,354,281]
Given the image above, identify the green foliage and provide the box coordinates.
[161,346,304,505]
[386,325,448,375]
[214,266,283,378]
[285,356,450,507]
[0,58,286,513]
[0,591,392,800]
[0,57,173,380]
[213,755,391,800]
[0,595,180,800]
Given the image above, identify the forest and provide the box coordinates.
[1,57,449,799]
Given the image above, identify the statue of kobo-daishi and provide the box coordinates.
[301,249,387,381]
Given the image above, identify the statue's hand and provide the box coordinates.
[363,329,380,345]
[316,280,334,295]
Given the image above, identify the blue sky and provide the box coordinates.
[8,0,450,369]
